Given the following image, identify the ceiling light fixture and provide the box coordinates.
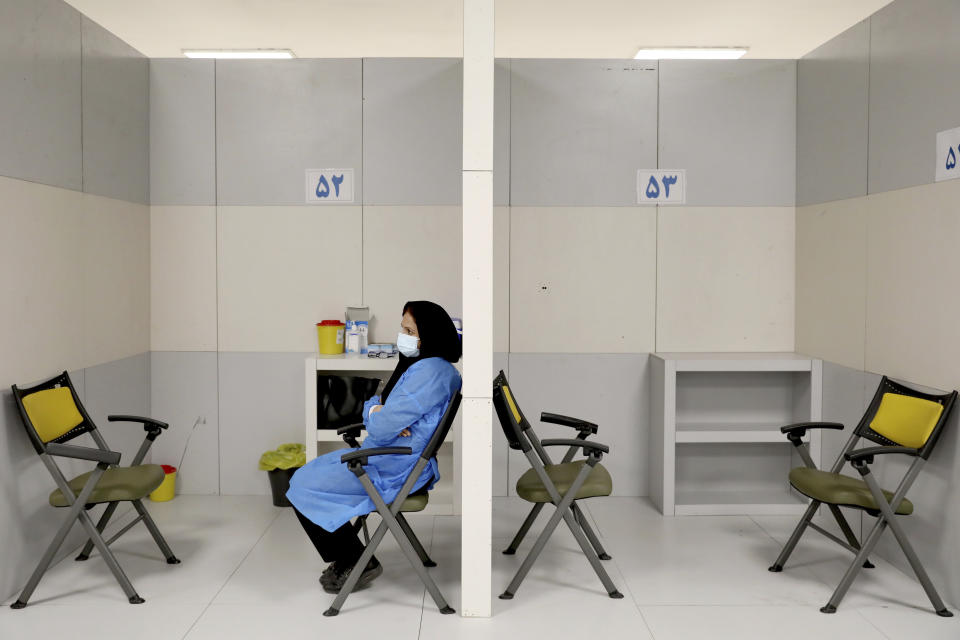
[634,47,748,60]
[182,49,296,59]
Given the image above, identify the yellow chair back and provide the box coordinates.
[869,392,944,449]
[21,387,84,443]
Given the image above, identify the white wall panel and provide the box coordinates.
[362,206,462,343]
[865,180,960,392]
[81,193,151,366]
[151,206,218,351]
[0,177,86,387]
[493,206,510,352]
[796,198,867,371]
[657,207,795,352]
[217,206,362,352]
[510,207,656,353]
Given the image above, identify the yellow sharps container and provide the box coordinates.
[317,320,345,355]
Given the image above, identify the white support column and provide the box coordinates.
[461,0,494,619]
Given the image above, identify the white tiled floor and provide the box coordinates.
[2,496,958,640]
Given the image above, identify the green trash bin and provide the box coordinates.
[259,443,306,507]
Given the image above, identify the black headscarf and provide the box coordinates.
[381,301,461,403]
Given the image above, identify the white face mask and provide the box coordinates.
[397,332,420,357]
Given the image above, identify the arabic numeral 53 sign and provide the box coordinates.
[935,127,960,183]
[637,169,686,205]
[306,168,355,203]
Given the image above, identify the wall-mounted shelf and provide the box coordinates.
[650,353,822,516]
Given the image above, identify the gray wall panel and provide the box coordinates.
[81,17,149,204]
[362,58,462,205]
[797,20,870,206]
[659,60,796,206]
[506,353,649,496]
[0,0,82,190]
[868,0,960,194]
[150,60,216,205]
[218,352,311,496]
[216,59,362,205]
[151,352,220,495]
[494,60,510,206]
[83,352,152,464]
[510,59,657,207]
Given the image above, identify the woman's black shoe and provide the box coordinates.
[321,558,382,594]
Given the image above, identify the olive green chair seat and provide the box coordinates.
[789,467,913,516]
[50,464,165,508]
[517,460,612,503]
[397,492,428,512]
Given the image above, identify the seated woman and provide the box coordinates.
[287,300,462,594]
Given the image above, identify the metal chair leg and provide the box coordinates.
[769,500,819,572]
[76,502,119,561]
[826,505,874,568]
[11,502,85,608]
[572,503,611,560]
[76,509,144,603]
[562,507,621,596]
[396,513,435,566]
[822,516,886,613]
[132,500,180,564]
[503,503,544,555]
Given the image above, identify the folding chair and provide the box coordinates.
[10,371,179,609]
[769,376,957,615]
[323,391,462,617]
[494,370,613,562]
[492,371,622,600]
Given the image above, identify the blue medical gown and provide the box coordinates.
[286,357,461,531]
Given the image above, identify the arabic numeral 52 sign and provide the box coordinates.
[306,168,354,203]
[935,127,960,183]
[637,169,686,205]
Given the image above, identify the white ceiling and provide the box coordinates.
[65,0,892,59]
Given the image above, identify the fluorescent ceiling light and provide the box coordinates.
[634,47,747,60]
[182,49,295,59]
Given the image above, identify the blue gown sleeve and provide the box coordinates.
[365,383,426,445]
[362,395,381,427]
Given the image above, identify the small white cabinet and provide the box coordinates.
[650,353,822,516]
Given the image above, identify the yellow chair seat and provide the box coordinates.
[49,464,165,507]
[789,467,913,515]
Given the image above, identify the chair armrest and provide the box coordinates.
[108,415,168,432]
[540,438,609,455]
[46,443,121,466]
[336,423,366,435]
[845,446,919,466]
[540,412,598,435]
[780,422,843,446]
[780,421,844,435]
[341,447,412,467]
[337,423,365,447]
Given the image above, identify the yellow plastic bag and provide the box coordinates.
[258,443,306,471]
